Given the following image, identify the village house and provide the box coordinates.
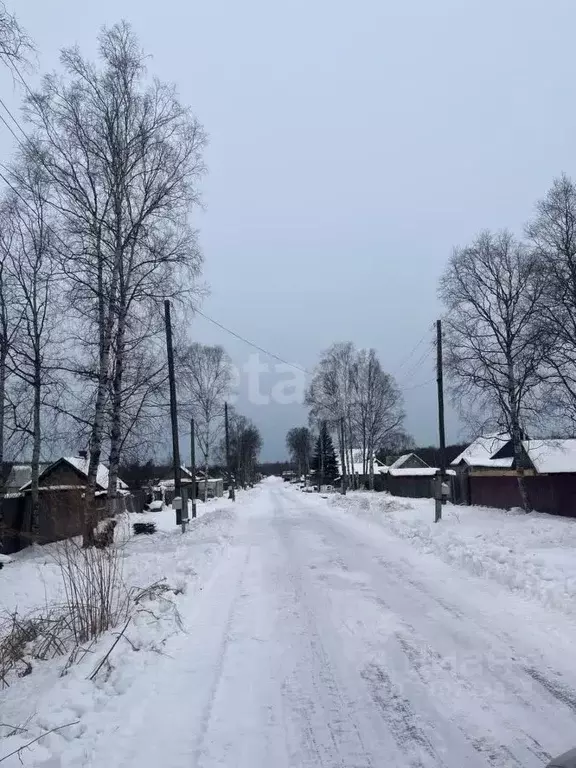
[1,455,130,553]
[153,466,224,505]
[451,435,576,516]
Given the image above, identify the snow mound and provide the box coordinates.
[330,492,576,614]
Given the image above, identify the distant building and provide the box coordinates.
[388,453,430,471]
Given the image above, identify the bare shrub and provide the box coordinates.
[51,529,129,645]
[0,607,79,686]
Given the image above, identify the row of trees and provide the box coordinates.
[175,342,262,494]
[441,175,576,507]
[286,342,409,490]
[223,408,262,489]
[0,17,207,541]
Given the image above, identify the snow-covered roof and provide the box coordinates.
[451,434,513,468]
[5,464,50,491]
[389,467,456,477]
[158,466,204,488]
[389,453,429,470]
[20,457,128,492]
[523,439,576,474]
[63,457,128,491]
[337,449,387,476]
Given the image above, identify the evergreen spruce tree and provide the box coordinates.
[310,422,338,484]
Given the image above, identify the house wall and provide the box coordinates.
[373,473,451,499]
[1,487,91,553]
[32,488,87,544]
[0,496,25,554]
[469,474,576,517]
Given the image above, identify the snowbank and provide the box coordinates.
[330,492,576,614]
[0,494,240,767]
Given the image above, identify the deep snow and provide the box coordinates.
[330,491,576,614]
[2,480,576,767]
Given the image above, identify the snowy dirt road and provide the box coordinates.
[89,480,576,768]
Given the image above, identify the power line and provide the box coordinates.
[403,377,436,392]
[392,331,429,375]
[194,308,310,375]
[399,342,435,384]
[0,57,431,391]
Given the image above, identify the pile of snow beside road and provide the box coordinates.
[330,492,576,614]
[0,497,238,767]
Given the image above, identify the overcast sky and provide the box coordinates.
[6,0,576,460]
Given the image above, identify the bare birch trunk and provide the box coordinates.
[30,366,41,537]
[507,359,530,512]
[0,346,6,535]
[338,417,347,495]
[347,421,356,490]
[361,426,367,486]
[85,240,120,546]
[368,432,375,491]
[106,305,127,518]
[0,347,5,484]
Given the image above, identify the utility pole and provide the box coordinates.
[164,300,183,527]
[436,319,446,523]
[224,402,235,501]
[339,416,347,495]
[190,417,197,519]
[318,420,325,492]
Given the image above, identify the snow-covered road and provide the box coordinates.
[25,478,576,768]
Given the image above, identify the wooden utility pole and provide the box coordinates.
[224,402,235,501]
[339,416,347,495]
[190,417,197,519]
[164,300,183,526]
[436,319,446,523]
[318,420,325,492]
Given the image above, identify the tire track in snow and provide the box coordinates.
[192,545,252,766]
[360,661,439,768]
[271,493,381,768]
[279,487,571,766]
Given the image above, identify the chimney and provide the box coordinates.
[78,449,87,460]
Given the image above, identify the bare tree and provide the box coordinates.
[26,22,206,539]
[218,408,262,489]
[305,342,358,487]
[0,2,33,67]
[439,230,546,510]
[351,348,405,489]
[0,155,58,534]
[0,210,21,496]
[180,343,232,499]
[286,426,312,478]
[526,174,576,430]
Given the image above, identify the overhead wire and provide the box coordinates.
[399,342,434,384]
[392,331,429,376]
[194,309,309,375]
[0,58,439,390]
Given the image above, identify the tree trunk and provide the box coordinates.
[30,366,41,538]
[339,416,347,495]
[507,359,530,512]
[347,422,355,490]
[361,426,367,487]
[0,347,5,488]
[106,305,127,518]
[368,432,375,491]
[0,346,7,536]
[84,239,120,547]
[204,458,209,502]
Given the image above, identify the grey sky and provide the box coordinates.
[7,0,576,459]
